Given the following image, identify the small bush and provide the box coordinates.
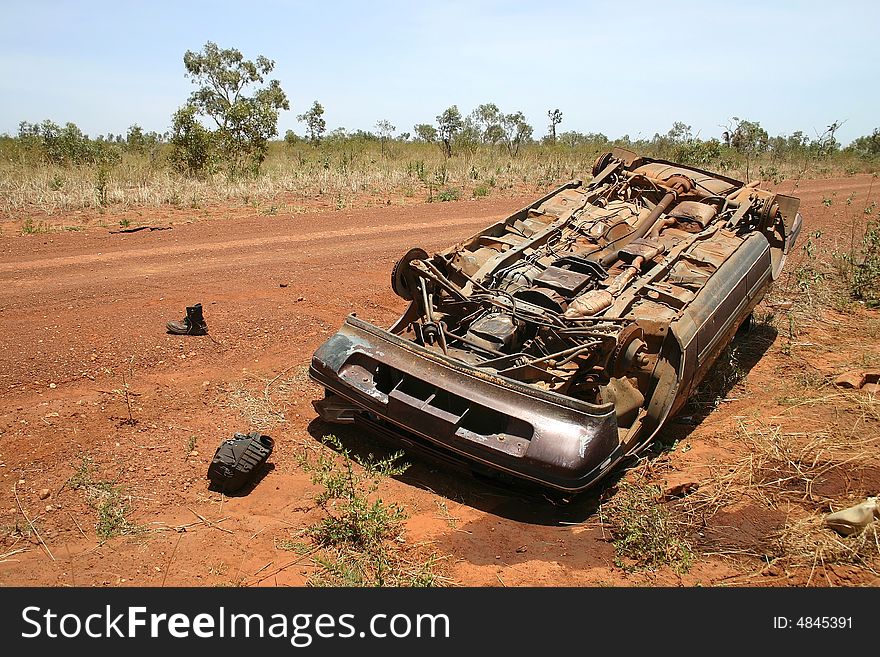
[436,187,460,202]
[21,218,48,235]
[298,435,443,587]
[604,479,692,574]
[169,105,214,176]
[788,230,830,306]
[838,220,880,307]
[472,184,490,198]
[301,435,407,551]
[95,167,110,206]
[67,455,141,539]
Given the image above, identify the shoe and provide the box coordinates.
[824,497,878,536]
[166,303,208,336]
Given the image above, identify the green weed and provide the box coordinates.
[95,166,110,206]
[67,454,142,539]
[21,218,49,235]
[604,479,692,574]
[301,435,407,550]
[436,187,460,202]
[837,220,880,307]
[298,435,443,587]
[277,539,312,555]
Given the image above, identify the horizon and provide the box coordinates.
[1,1,878,146]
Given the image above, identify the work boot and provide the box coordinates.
[166,303,208,336]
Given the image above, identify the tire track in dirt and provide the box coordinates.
[0,201,521,389]
[0,214,501,276]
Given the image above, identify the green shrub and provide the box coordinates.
[839,220,880,307]
[436,187,460,202]
[169,105,214,176]
[604,480,692,574]
[67,455,142,539]
[298,435,441,587]
[302,435,407,550]
[95,167,110,206]
[17,120,121,166]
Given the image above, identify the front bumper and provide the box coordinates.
[308,315,625,493]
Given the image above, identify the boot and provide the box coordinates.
[166,303,208,336]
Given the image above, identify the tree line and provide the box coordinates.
[4,42,880,176]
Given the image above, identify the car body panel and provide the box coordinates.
[310,149,802,493]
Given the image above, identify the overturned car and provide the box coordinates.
[309,149,802,494]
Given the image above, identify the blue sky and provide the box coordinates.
[1,1,877,144]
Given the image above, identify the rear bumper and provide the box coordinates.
[308,315,624,492]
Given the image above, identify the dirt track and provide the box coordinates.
[1,178,878,586]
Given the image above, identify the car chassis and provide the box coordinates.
[310,148,802,494]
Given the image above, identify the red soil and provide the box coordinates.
[1,176,877,587]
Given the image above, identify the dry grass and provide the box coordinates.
[781,389,880,422]
[0,546,30,564]
[3,141,876,219]
[0,144,582,217]
[668,372,880,580]
[224,379,286,430]
[222,365,311,431]
[675,410,878,518]
[772,515,880,578]
[733,419,878,507]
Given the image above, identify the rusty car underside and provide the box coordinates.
[309,148,803,493]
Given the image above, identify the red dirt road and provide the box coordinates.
[1,178,878,587]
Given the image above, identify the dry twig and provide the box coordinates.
[13,482,55,561]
